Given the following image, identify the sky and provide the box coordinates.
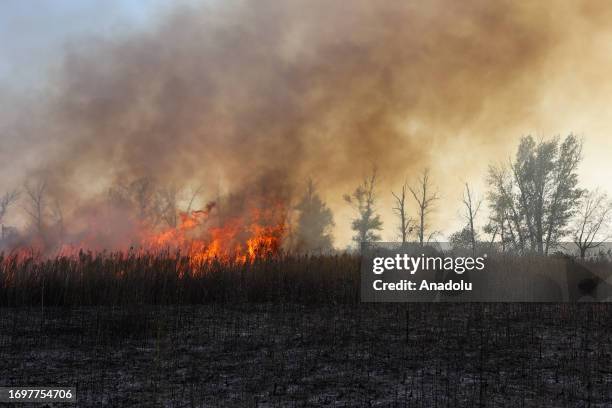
[0,0,176,89]
[2,1,612,249]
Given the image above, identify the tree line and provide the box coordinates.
[339,134,611,258]
[0,134,610,259]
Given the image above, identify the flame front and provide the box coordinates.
[143,202,287,269]
[2,187,289,272]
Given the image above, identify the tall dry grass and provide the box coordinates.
[0,251,360,306]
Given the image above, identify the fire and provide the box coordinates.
[144,201,287,268]
[247,225,284,259]
[1,195,288,273]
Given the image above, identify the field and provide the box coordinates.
[1,253,612,407]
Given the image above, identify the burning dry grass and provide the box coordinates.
[141,203,289,267]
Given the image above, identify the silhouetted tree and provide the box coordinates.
[0,189,19,240]
[461,183,482,255]
[344,167,383,245]
[158,185,180,228]
[572,189,612,259]
[294,179,334,252]
[409,168,439,246]
[23,179,48,234]
[0,189,19,224]
[487,134,583,254]
[108,177,164,227]
[486,165,522,252]
[392,180,413,244]
[22,178,65,249]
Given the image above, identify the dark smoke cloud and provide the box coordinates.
[1,0,607,245]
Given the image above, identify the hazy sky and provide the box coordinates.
[3,1,612,248]
[0,0,176,88]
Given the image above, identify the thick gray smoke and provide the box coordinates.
[1,0,608,248]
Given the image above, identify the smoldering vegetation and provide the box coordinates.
[1,304,611,406]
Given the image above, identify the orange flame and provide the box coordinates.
[3,200,287,273]
[143,201,286,268]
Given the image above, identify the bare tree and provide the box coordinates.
[22,179,65,249]
[130,177,158,223]
[408,169,439,246]
[186,184,204,214]
[108,177,164,227]
[461,183,482,255]
[50,198,65,244]
[572,189,612,259]
[0,189,19,240]
[0,189,19,223]
[344,167,383,246]
[24,179,48,234]
[158,185,180,228]
[392,180,413,244]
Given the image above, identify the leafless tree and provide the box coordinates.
[24,179,48,233]
[461,183,482,255]
[0,189,19,240]
[130,178,158,222]
[50,198,65,243]
[0,189,19,223]
[158,185,180,228]
[186,184,204,214]
[572,189,612,259]
[392,180,413,244]
[408,169,439,246]
[109,177,164,227]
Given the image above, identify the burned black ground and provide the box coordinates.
[1,303,611,407]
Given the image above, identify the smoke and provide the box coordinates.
[1,0,609,247]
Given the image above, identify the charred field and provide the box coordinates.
[1,253,612,407]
